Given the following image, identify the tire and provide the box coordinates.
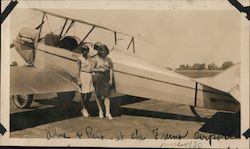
[12,95,33,109]
[56,91,76,106]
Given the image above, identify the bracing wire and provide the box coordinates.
[52,26,64,34]
[74,22,76,37]
[45,14,56,44]
[45,14,54,35]
[39,25,64,40]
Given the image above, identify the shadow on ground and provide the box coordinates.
[10,95,240,138]
[10,95,147,132]
[199,112,240,138]
[118,107,208,122]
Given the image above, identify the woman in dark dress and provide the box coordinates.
[92,44,114,120]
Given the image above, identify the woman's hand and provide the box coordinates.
[77,79,82,86]
[79,84,82,89]
[99,67,106,72]
[109,79,113,86]
[92,67,105,72]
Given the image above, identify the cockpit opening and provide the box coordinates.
[58,36,80,51]
[44,34,81,52]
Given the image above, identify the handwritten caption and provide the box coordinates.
[46,126,236,147]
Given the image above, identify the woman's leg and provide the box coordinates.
[104,97,113,120]
[85,92,92,109]
[81,93,87,109]
[81,93,89,117]
[95,95,104,118]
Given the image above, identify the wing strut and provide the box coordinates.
[37,13,46,41]
[79,26,95,45]
[194,82,198,107]
[33,9,140,39]
[114,31,117,45]
[63,20,75,37]
[59,18,69,39]
[132,37,135,53]
[33,12,46,64]
[127,37,135,53]
[32,9,139,53]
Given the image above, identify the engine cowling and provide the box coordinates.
[14,28,38,64]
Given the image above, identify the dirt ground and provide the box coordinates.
[10,92,239,140]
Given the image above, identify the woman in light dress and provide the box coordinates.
[77,45,94,117]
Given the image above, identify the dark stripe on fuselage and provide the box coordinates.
[114,70,195,90]
[114,70,231,97]
[37,48,77,62]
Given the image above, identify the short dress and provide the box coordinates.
[92,56,113,98]
[77,55,94,93]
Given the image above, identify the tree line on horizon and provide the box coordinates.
[175,61,234,71]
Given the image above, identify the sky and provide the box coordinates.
[10,8,242,69]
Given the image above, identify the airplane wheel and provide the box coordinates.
[57,91,76,106]
[12,95,33,109]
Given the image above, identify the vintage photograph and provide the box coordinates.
[1,0,249,148]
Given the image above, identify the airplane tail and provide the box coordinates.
[194,63,240,102]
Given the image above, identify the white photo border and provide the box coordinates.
[1,0,249,148]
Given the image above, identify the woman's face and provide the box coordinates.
[98,50,108,58]
[82,49,89,56]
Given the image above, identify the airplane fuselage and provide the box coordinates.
[32,42,240,112]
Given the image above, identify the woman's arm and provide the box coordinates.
[76,59,81,85]
[109,68,114,85]
[92,68,105,72]
[91,58,105,72]
[109,58,114,85]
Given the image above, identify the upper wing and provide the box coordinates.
[10,66,78,95]
[193,63,240,102]
[32,9,140,39]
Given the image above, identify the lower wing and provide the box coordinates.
[10,66,78,95]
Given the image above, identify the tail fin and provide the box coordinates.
[194,63,240,102]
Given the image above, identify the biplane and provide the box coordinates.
[10,9,240,113]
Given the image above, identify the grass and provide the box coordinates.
[175,70,222,78]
